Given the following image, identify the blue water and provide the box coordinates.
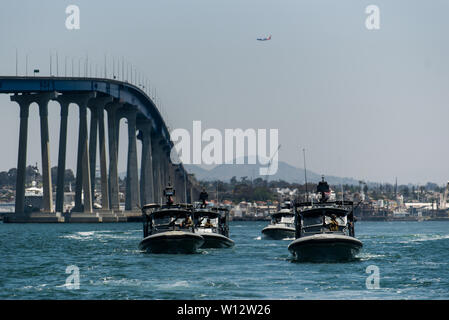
[1,221,449,299]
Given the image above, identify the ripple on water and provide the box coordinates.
[1,221,449,299]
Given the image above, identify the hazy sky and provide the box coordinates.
[0,0,448,185]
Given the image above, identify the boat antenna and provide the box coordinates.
[184,169,187,204]
[303,148,308,201]
[341,183,344,203]
[264,144,281,184]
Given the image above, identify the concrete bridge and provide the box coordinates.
[0,76,200,222]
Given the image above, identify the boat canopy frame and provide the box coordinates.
[193,207,230,238]
[293,202,357,238]
[141,205,196,237]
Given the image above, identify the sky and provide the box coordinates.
[0,0,448,185]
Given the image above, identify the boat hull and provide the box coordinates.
[288,234,362,262]
[197,232,235,248]
[262,226,295,240]
[139,231,204,254]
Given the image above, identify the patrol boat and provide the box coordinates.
[194,206,235,248]
[261,202,295,240]
[139,185,204,254]
[288,177,362,261]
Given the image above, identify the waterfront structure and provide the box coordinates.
[0,76,201,222]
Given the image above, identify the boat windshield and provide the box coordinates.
[153,216,172,226]
[197,217,218,228]
[324,215,347,226]
[151,215,192,232]
[302,215,347,235]
[302,216,323,228]
[280,216,294,224]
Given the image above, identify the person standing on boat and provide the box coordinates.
[317,176,331,203]
[199,188,208,208]
[164,184,175,206]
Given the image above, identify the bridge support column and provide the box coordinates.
[125,107,140,211]
[159,147,165,192]
[169,162,176,188]
[160,143,169,190]
[181,170,187,203]
[176,171,182,203]
[163,147,171,189]
[186,179,192,204]
[11,95,32,215]
[151,135,162,204]
[106,102,121,211]
[97,98,112,210]
[89,97,113,210]
[55,99,70,213]
[137,124,155,206]
[174,167,184,203]
[73,93,95,213]
[88,105,98,200]
[37,93,57,213]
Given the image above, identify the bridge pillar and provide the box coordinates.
[186,179,192,204]
[159,144,166,191]
[11,94,32,215]
[160,143,171,192]
[88,96,113,210]
[97,98,112,210]
[137,123,155,206]
[181,170,187,203]
[54,97,70,213]
[105,102,121,211]
[125,107,140,211]
[179,171,186,203]
[174,166,185,203]
[163,147,172,188]
[73,93,96,213]
[88,105,98,200]
[151,134,162,204]
[190,178,200,204]
[168,161,175,191]
[37,92,57,213]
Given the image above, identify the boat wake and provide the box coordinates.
[61,230,140,241]
[399,234,449,244]
[357,252,386,261]
[156,280,190,289]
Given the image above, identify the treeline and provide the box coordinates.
[198,176,445,204]
[0,166,76,190]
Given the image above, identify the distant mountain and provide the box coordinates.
[184,159,360,185]
[118,158,361,185]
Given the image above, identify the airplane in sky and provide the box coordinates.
[257,35,271,41]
